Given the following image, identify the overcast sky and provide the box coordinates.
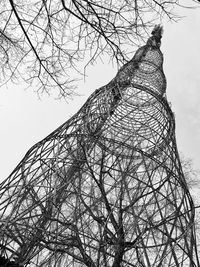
[0,4,200,186]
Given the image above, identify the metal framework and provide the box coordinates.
[0,26,199,267]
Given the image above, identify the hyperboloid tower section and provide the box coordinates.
[0,26,199,267]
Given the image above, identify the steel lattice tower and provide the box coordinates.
[0,26,199,267]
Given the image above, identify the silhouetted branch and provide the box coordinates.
[0,0,198,98]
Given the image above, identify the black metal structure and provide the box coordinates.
[0,26,199,266]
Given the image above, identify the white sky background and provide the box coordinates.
[0,4,200,187]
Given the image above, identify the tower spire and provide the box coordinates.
[147,24,163,47]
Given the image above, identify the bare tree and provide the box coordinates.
[181,155,199,189]
[0,0,199,98]
[180,154,200,255]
